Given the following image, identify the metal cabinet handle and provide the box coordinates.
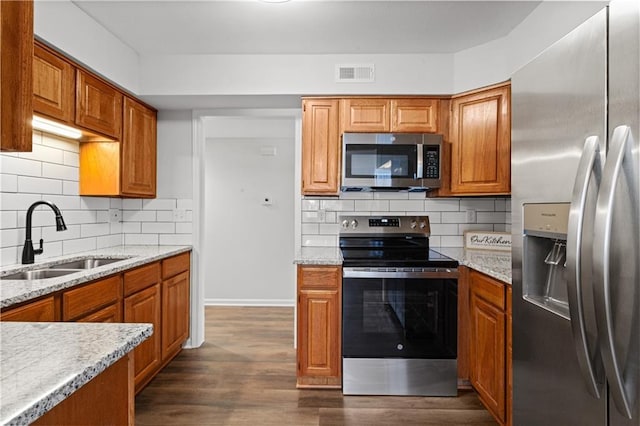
[566,135,603,398]
[594,125,637,419]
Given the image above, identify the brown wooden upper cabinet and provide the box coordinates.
[450,83,511,195]
[0,0,33,152]
[341,98,439,133]
[33,43,75,124]
[76,69,123,140]
[121,97,157,197]
[302,98,341,195]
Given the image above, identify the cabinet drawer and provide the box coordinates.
[63,275,121,321]
[1,296,58,322]
[124,262,161,296]
[162,252,190,279]
[470,270,506,310]
[77,303,122,323]
[298,265,341,290]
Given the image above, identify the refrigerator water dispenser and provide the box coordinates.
[522,203,571,319]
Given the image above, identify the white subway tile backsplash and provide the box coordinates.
[1,174,17,192]
[124,234,159,245]
[319,223,340,234]
[142,199,176,210]
[159,234,192,245]
[340,192,374,200]
[389,200,424,211]
[19,143,64,164]
[142,222,175,234]
[1,132,193,267]
[301,199,320,211]
[42,163,78,181]
[441,212,468,224]
[430,224,459,236]
[477,211,507,224]
[425,212,442,223]
[81,197,110,210]
[17,176,63,195]
[408,192,428,200]
[373,192,409,200]
[460,199,496,211]
[325,211,337,223]
[424,199,460,212]
[441,236,464,247]
[459,223,494,233]
[321,199,355,211]
[494,198,507,212]
[80,223,111,238]
[122,199,143,210]
[0,156,42,177]
[123,210,156,222]
[354,200,389,212]
[302,211,323,223]
[63,237,97,254]
[301,223,319,234]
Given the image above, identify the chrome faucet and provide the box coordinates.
[22,201,67,264]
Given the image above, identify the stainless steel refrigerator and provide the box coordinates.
[511,1,639,425]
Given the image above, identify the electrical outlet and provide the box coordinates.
[466,209,477,223]
[109,208,120,223]
[173,209,186,221]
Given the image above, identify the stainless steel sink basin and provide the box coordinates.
[0,269,81,280]
[49,257,129,270]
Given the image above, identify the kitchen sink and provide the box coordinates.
[0,269,81,280]
[49,257,129,270]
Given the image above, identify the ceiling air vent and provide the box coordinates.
[335,64,375,83]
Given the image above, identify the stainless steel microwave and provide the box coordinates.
[341,133,442,191]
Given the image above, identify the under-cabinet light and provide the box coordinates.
[32,116,82,140]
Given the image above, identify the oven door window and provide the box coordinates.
[342,277,457,359]
[344,144,417,180]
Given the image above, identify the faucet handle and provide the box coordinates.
[34,238,44,255]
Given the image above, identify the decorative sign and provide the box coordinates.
[464,231,512,251]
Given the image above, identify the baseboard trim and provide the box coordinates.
[204,298,295,307]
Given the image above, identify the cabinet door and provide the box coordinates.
[391,99,439,133]
[296,265,341,388]
[341,99,390,132]
[124,283,161,391]
[76,303,121,323]
[162,271,190,360]
[297,289,340,380]
[62,275,122,321]
[301,99,340,195]
[75,69,122,139]
[33,43,75,124]
[470,285,506,424]
[121,97,157,197]
[0,0,33,152]
[450,84,510,195]
[1,296,58,321]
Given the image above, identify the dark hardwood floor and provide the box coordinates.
[135,306,496,425]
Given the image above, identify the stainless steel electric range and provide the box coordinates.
[339,215,459,396]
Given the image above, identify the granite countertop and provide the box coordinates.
[434,247,512,284]
[293,245,511,284]
[0,245,192,309]
[293,247,343,265]
[0,321,152,425]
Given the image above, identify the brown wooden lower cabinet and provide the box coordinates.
[162,270,190,360]
[296,265,342,388]
[468,268,511,426]
[32,352,134,426]
[0,296,59,321]
[125,282,162,392]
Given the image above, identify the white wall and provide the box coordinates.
[156,110,193,199]
[138,53,454,96]
[203,117,296,305]
[34,0,139,93]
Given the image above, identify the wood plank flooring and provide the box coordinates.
[135,306,497,425]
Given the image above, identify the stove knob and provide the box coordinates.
[410,220,417,229]
[341,219,350,229]
[419,221,426,229]
[350,219,359,229]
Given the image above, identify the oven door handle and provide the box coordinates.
[343,267,459,279]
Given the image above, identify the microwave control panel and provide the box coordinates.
[423,145,440,179]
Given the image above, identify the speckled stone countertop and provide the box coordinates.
[0,245,191,309]
[293,247,342,265]
[0,321,152,425]
[434,247,512,284]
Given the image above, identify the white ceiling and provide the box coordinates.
[71,0,542,55]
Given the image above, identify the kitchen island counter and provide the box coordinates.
[0,245,191,309]
[0,321,152,425]
[434,247,512,284]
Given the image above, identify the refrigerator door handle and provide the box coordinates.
[594,125,637,419]
[567,135,603,399]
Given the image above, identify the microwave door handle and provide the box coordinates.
[416,144,424,178]
[567,135,603,399]
[594,125,637,419]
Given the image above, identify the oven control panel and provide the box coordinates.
[339,215,431,235]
